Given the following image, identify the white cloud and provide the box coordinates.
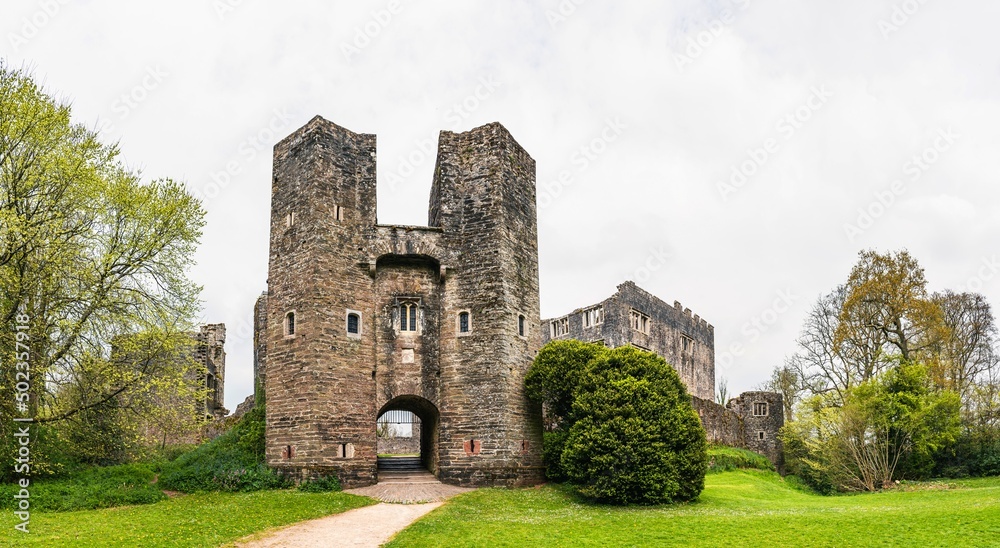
[4,0,999,407]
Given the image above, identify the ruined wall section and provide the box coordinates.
[429,123,544,486]
[253,292,267,392]
[265,117,379,486]
[193,323,227,419]
[691,395,743,447]
[728,391,784,468]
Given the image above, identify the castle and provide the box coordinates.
[258,117,544,488]
[255,117,783,488]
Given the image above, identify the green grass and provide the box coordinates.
[0,464,166,513]
[706,445,774,473]
[0,489,375,547]
[386,471,1000,547]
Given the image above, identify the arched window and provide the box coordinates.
[459,311,470,334]
[400,302,417,332]
[284,311,296,336]
[347,312,360,335]
[518,315,526,337]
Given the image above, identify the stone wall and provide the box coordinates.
[691,392,785,468]
[691,396,742,446]
[262,117,544,488]
[728,391,785,467]
[253,292,267,390]
[193,323,227,419]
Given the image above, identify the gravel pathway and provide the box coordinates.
[233,471,472,547]
[234,502,442,547]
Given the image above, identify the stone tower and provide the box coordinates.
[263,116,544,488]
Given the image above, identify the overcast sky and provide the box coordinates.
[5,1,999,410]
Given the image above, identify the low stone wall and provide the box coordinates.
[691,395,744,447]
[691,392,785,470]
[377,436,421,455]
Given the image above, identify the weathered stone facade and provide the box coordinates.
[253,292,268,390]
[690,393,785,468]
[727,391,784,466]
[542,281,715,400]
[193,323,227,420]
[261,117,544,488]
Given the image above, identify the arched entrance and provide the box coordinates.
[376,395,439,476]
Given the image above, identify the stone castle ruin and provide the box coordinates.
[255,117,782,488]
[544,283,784,465]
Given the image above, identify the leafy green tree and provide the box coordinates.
[781,361,960,492]
[0,64,204,476]
[560,346,707,504]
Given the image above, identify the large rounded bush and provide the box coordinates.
[560,346,707,504]
[526,339,606,421]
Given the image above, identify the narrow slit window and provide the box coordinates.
[459,312,470,334]
[518,315,525,337]
[285,311,296,336]
[347,313,360,335]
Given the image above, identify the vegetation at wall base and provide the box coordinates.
[706,445,774,474]
[158,402,289,493]
[298,474,342,493]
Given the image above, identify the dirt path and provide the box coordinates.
[233,502,442,547]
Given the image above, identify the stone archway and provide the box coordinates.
[376,395,440,476]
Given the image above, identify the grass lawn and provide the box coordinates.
[0,489,375,547]
[387,471,1000,547]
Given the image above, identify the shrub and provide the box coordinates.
[158,402,289,492]
[298,475,342,493]
[707,445,774,473]
[526,340,606,422]
[0,463,165,512]
[560,346,708,505]
[542,429,571,482]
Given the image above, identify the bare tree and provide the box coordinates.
[715,376,730,406]
[932,290,998,407]
[760,364,802,421]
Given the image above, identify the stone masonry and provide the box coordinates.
[261,117,544,488]
[193,323,227,420]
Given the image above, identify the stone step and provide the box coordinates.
[377,457,423,471]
